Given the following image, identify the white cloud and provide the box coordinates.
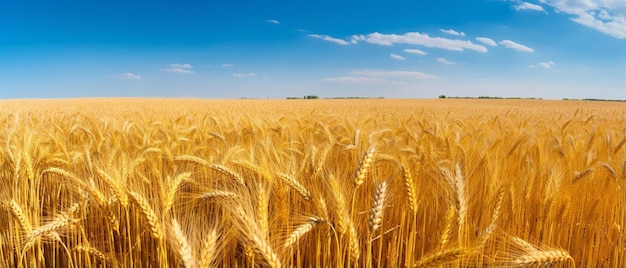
[530,61,556,68]
[475,37,498,46]
[308,34,350,45]
[266,19,280,24]
[350,32,488,53]
[436,58,456,65]
[499,40,535,52]
[541,0,626,39]
[390,53,407,61]
[170,63,192,69]
[162,68,196,74]
[514,1,546,12]
[350,69,436,79]
[403,48,428,55]
[323,76,390,84]
[121,72,141,80]
[221,64,235,67]
[440,29,466,36]
[233,73,256,77]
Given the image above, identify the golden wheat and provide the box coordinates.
[0,98,623,267]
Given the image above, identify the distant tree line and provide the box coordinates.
[286,96,385,99]
[439,95,538,100]
[563,98,626,102]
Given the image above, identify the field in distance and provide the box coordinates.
[0,98,624,267]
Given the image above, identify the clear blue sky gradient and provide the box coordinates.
[1,0,624,99]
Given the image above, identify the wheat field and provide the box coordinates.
[0,98,624,267]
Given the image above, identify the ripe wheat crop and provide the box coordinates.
[0,98,624,267]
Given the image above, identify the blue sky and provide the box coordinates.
[1,0,624,99]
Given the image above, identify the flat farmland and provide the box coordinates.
[0,98,624,267]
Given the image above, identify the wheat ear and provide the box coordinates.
[413,247,466,267]
[284,216,325,248]
[369,181,388,234]
[200,229,219,267]
[163,172,191,215]
[198,190,238,199]
[24,213,79,250]
[512,249,573,267]
[401,162,419,214]
[572,168,593,183]
[348,222,361,263]
[355,147,376,186]
[74,244,108,262]
[277,173,312,200]
[4,199,32,233]
[170,218,197,268]
[129,191,163,240]
[439,205,455,250]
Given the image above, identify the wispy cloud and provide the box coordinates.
[221,64,235,67]
[390,53,407,61]
[308,34,350,45]
[475,37,498,46]
[440,29,465,36]
[170,63,192,69]
[163,63,195,74]
[541,0,626,39]
[121,72,141,80]
[350,69,436,79]
[351,32,488,53]
[403,48,427,55]
[530,61,556,68]
[233,73,256,77]
[499,40,535,52]
[513,1,545,12]
[325,68,436,85]
[162,68,196,74]
[436,58,456,65]
[266,19,280,24]
[323,76,390,84]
